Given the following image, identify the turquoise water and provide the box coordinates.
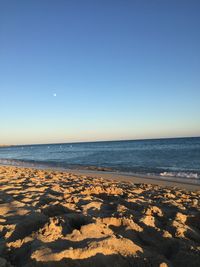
[0,137,200,183]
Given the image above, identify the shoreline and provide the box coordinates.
[0,163,200,191]
[61,168,200,191]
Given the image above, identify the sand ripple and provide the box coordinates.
[0,166,199,267]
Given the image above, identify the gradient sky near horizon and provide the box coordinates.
[0,0,200,145]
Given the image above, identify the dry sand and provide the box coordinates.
[0,165,199,267]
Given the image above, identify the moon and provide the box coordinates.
[53,93,57,97]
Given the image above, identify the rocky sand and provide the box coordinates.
[0,165,200,267]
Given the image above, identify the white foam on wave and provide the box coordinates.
[160,171,199,179]
[0,159,36,168]
[0,159,24,166]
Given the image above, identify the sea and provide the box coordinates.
[0,137,200,185]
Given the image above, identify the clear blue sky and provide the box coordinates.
[0,0,200,144]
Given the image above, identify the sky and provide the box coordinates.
[0,0,200,145]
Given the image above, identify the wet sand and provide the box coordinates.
[0,165,199,266]
[61,168,200,191]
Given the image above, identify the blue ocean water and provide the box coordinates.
[0,137,200,182]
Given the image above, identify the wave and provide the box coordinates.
[0,158,42,167]
[160,171,199,179]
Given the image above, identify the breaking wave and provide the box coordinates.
[160,171,199,179]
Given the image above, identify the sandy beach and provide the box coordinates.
[0,165,200,267]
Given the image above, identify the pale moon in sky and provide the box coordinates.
[53,93,57,97]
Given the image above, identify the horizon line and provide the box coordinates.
[2,135,200,147]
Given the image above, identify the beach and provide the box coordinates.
[0,165,200,267]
